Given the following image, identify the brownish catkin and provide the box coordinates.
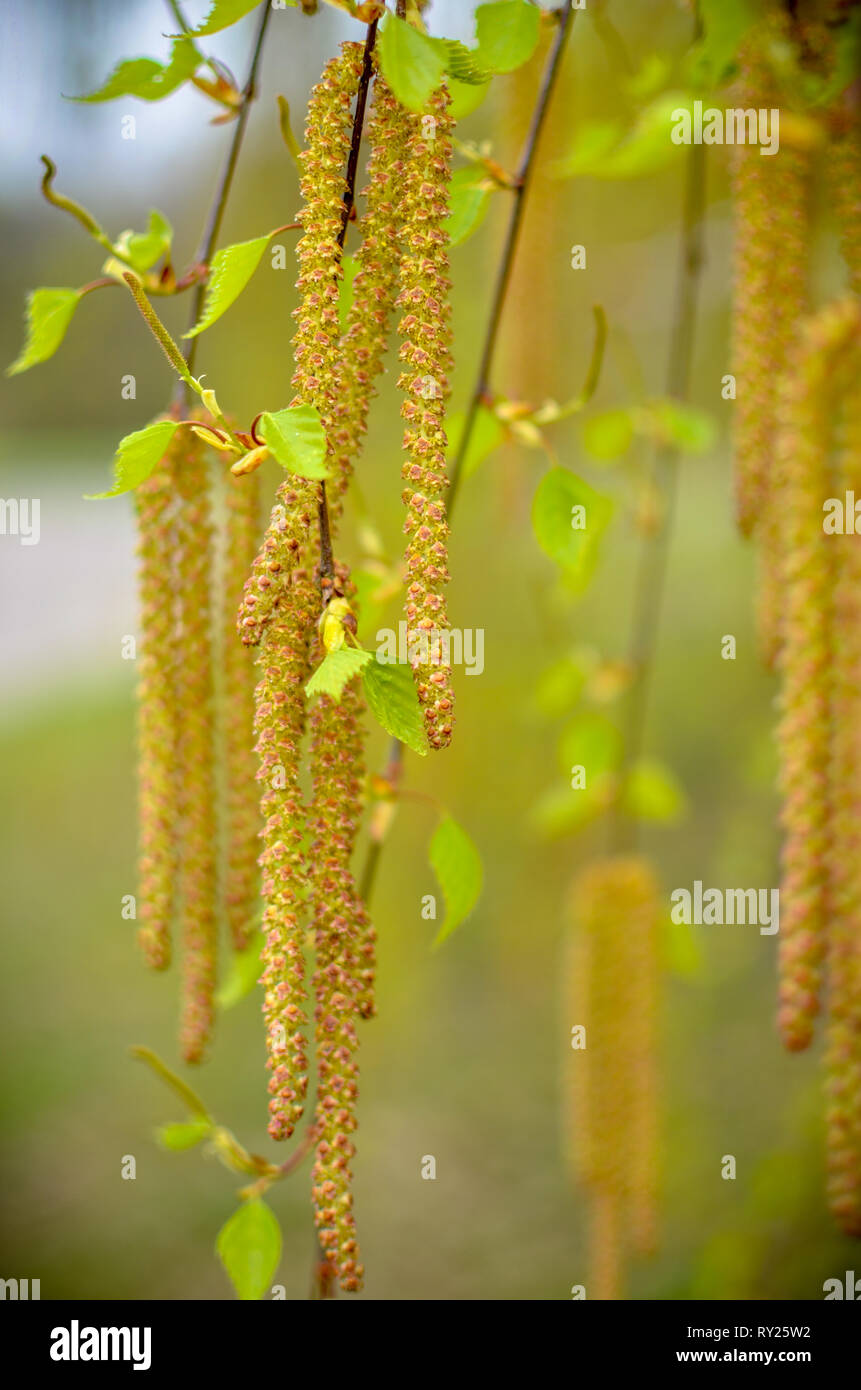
[396,86,456,751]
[134,432,181,971]
[223,469,262,950]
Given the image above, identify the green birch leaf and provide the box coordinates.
[378,15,446,113]
[448,77,491,121]
[86,419,180,499]
[6,288,81,376]
[448,168,490,246]
[74,36,201,102]
[216,927,264,1009]
[185,235,270,338]
[429,815,483,946]
[434,38,491,85]
[475,0,541,74]
[116,210,173,273]
[622,758,687,823]
[258,405,328,479]
[362,660,429,757]
[305,647,372,700]
[156,1119,212,1151]
[216,1199,282,1302]
[531,468,613,577]
[189,0,284,37]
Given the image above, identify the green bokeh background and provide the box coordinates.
[0,0,855,1299]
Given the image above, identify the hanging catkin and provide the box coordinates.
[174,432,218,1065]
[829,113,861,295]
[328,71,405,518]
[255,562,319,1140]
[825,309,861,1234]
[563,855,661,1299]
[396,86,456,751]
[309,666,370,1293]
[223,469,262,950]
[774,303,857,1052]
[134,429,181,971]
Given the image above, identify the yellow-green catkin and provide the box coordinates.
[775,303,856,1052]
[563,855,661,1299]
[309,668,370,1293]
[825,314,861,1234]
[328,71,405,518]
[223,469,262,950]
[255,563,319,1141]
[175,433,218,1065]
[134,432,181,971]
[396,87,456,751]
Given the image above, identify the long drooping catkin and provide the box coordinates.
[135,433,181,971]
[174,433,218,1065]
[396,87,456,750]
[774,304,858,1052]
[830,117,861,295]
[825,313,861,1234]
[223,470,262,950]
[309,673,369,1293]
[564,855,661,1298]
[328,72,405,517]
[255,565,318,1141]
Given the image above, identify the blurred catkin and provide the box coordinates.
[825,313,861,1233]
[255,564,318,1142]
[309,670,370,1293]
[396,87,456,750]
[223,470,262,950]
[134,431,181,971]
[830,115,861,294]
[564,855,661,1298]
[774,304,861,1052]
[174,433,218,1065]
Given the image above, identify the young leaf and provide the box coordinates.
[85,419,180,499]
[216,929,264,1009]
[216,1199,282,1302]
[156,1118,212,1152]
[185,235,270,338]
[115,210,173,274]
[475,0,541,74]
[558,710,622,782]
[448,78,491,121]
[306,647,372,701]
[446,404,504,481]
[622,757,687,824]
[531,468,613,577]
[640,398,716,454]
[258,405,328,479]
[582,408,634,461]
[7,288,81,376]
[434,38,492,86]
[189,0,284,36]
[378,15,446,113]
[429,815,483,947]
[74,36,201,102]
[448,169,490,247]
[362,660,429,757]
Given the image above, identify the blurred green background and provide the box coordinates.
[0,0,856,1299]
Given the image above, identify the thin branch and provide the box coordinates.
[447,0,577,516]
[180,0,274,394]
[317,18,379,590]
[611,138,707,852]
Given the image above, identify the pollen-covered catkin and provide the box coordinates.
[825,314,861,1234]
[256,564,318,1140]
[328,72,406,517]
[563,855,661,1298]
[237,490,315,647]
[134,432,181,970]
[396,87,456,750]
[224,470,262,949]
[174,433,218,1064]
[774,303,853,1052]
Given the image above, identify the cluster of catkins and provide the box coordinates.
[563,856,661,1300]
[134,42,457,1293]
[730,1,861,1235]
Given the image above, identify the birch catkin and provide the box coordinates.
[175,432,218,1065]
[223,470,262,950]
[135,434,180,971]
[564,855,661,1298]
[774,305,852,1052]
[397,87,456,751]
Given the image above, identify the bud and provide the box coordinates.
[230,444,269,476]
